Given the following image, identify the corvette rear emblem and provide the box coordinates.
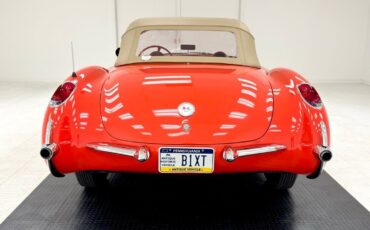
[177,102,195,117]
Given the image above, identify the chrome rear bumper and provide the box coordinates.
[223,144,286,162]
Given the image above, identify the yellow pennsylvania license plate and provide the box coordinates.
[159,147,214,173]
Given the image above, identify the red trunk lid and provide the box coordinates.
[100,64,273,144]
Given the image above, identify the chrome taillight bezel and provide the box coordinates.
[49,81,77,108]
[296,83,323,109]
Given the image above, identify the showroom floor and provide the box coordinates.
[0,82,369,224]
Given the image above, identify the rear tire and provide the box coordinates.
[264,172,297,190]
[75,172,108,188]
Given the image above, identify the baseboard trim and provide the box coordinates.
[311,80,364,84]
[363,80,370,85]
[0,80,58,87]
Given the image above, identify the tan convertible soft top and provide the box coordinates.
[115,17,261,68]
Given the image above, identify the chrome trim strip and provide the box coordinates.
[45,116,53,145]
[309,121,332,178]
[87,144,136,157]
[320,121,328,147]
[236,144,286,157]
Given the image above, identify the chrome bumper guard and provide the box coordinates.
[223,144,287,162]
[87,143,150,162]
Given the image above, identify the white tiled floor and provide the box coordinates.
[0,82,54,224]
[0,82,369,224]
[316,83,370,210]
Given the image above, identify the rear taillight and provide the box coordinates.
[297,83,322,108]
[50,82,76,107]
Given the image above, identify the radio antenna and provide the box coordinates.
[70,41,77,77]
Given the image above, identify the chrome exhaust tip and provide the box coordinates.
[40,143,58,160]
[316,146,332,162]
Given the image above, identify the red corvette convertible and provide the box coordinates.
[41,18,332,189]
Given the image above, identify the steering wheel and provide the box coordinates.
[213,51,227,57]
[138,45,172,56]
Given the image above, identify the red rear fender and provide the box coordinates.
[42,66,110,146]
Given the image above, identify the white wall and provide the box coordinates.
[364,3,370,85]
[116,0,177,41]
[243,0,370,83]
[0,0,369,84]
[0,0,116,83]
[181,0,239,18]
